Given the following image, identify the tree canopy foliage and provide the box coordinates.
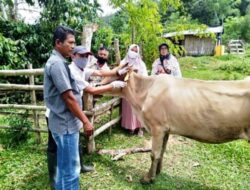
[0,0,250,70]
[182,0,241,26]
[0,0,101,69]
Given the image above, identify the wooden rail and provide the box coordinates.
[0,68,44,76]
[0,64,122,152]
[0,84,43,91]
[0,125,48,133]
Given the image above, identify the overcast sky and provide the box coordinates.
[99,0,117,16]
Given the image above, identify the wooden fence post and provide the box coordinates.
[83,92,95,153]
[28,64,41,143]
[109,104,114,136]
[114,39,121,66]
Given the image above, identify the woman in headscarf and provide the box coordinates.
[120,44,148,136]
[151,43,182,77]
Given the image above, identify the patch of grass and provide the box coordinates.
[1,51,250,189]
[0,124,249,190]
[181,140,250,190]
[0,132,50,190]
[179,51,250,80]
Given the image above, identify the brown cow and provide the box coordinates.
[106,71,250,184]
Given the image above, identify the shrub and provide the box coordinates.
[3,112,32,148]
[218,62,250,76]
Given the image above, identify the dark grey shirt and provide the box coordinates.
[44,50,83,135]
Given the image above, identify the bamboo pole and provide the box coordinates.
[0,83,43,90]
[0,68,44,76]
[0,104,92,115]
[0,125,48,133]
[93,116,121,138]
[92,97,120,115]
[98,147,151,161]
[109,104,114,136]
[28,64,41,144]
[0,104,46,110]
[83,92,95,153]
[0,111,46,117]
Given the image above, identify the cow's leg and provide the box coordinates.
[156,133,169,175]
[140,132,165,184]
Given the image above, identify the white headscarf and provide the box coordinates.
[121,44,148,76]
[125,44,141,67]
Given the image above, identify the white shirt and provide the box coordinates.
[69,62,94,95]
[151,54,182,78]
[45,62,95,117]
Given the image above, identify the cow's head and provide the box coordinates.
[100,65,135,97]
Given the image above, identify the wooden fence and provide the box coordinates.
[228,40,245,54]
[0,65,121,153]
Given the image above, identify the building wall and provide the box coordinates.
[184,36,215,56]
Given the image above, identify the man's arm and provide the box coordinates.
[61,90,93,136]
[91,67,119,77]
[84,80,127,95]
[84,85,112,95]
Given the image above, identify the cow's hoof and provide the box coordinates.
[140,176,154,184]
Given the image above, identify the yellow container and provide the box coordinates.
[215,45,223,56]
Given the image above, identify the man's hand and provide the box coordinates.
[83,121,94,137]
[111,81,127,88]
[117,66,130,76]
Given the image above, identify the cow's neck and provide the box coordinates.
[123,72,153,111]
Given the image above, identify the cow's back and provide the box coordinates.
[141,75,250,143]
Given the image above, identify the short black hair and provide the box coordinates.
[98,46,108,51]
[52,26,75,46]
[158,43,169,51]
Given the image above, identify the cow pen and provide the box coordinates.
[0,65,121,153]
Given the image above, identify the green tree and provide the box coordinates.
[222,16,244,43]
[1,0,102,69]
[109,0,181,67]
[223,5,250,43]
[0,0,35,20]
[39,0,101,30]
[92,27,114,53]
[110,11,129,34]
[238,0,250,15]
[182,0,241,26]
[241,5,250,41]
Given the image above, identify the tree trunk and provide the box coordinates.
[114,39,121,65]
[131,25,136,44]
[14,0,18,20]
[81,23,98,50]
[0,0,8,19]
